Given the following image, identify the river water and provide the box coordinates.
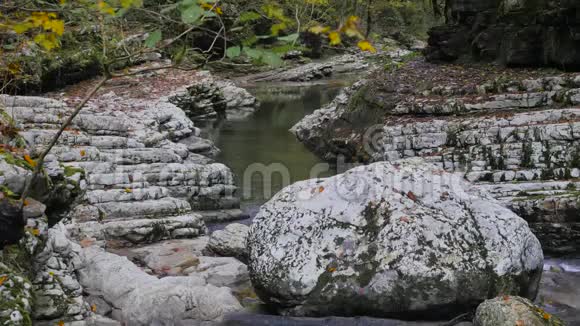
[204,81,348,217]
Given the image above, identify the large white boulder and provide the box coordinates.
[247,159,544,318]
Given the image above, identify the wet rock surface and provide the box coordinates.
[293,60,580,254]
[247,159,543,318]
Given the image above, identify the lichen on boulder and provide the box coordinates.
[247,158,544,318]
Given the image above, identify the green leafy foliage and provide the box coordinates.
[144,30,162,48]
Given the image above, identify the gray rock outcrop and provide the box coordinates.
[425,0,580,69]
[292,64,580,254]
[208,223,249,262]
[247,159,544,318]
[79,246,242,325]
[0,87,241,247]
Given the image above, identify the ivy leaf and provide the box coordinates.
[226,46,241,58]
[144,30,162,48]
[260,52,283,67]
[181,5,203,24]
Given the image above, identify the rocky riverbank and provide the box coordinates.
[0,61,260,325]
[292,59,580,256]
[2,49,579,325]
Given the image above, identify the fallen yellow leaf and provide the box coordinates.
[357,40,377,53]
[0,275,7,286]
[124,188,133,193]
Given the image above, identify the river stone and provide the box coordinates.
[208,223,249,262]
[474,296,563,326]
[247,158,544,318]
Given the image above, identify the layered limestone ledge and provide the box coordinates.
[292,66,580,254]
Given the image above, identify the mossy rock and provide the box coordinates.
[474,296,565,326]
[0,258,34,326]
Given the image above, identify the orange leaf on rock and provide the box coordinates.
[0,275,7,286]
[24,154,37,167]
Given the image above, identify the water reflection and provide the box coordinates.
[202,82,347,212]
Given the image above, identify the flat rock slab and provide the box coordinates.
[109,238,209,276]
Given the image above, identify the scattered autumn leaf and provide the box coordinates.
[318,186,325,193]
[407,191,417,201]
[357,40,376,53]
[32,228,40,236]
[24,154,37,167]
[80,150,86,157]
[124,188,133,193]
[0,275,7,286]
[543,312,551,320]
[515,320,524,326]
[91,304,97,312]
[79,238,95,248]
[328,32,341,46]
[327,266,336,273]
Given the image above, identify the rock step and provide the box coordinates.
[85,186,171,204]
[21,129,144,149]
[71,197,191,222]
[197,209,249,223]
[45,146,187,164]
[382,108,580,172]
[466,169,580,183]
[394,88,580,115]
[476,180,580,197]
[65,161,224,176]
[68,214,207,245]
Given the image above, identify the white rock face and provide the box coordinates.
[79,247,242,325]
[0,88,241,246]
[208,223,250,261]
[247,159,543,318]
